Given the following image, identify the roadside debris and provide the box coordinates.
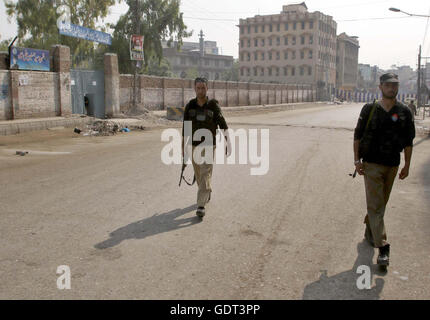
[16,151,29,156]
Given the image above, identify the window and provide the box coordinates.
[285,23,289,31]
[309,50,313,59]
[262,52,265,60]
[246,54,250,62]
[308,66,312,76]
[254,52,258,60]
[248,40,251,47]
[240,27,244,35]
[240,53,243,61]
[291,67,295,76]
[261,68,264,76]
[300,51,304,59]
[261,39,265,46]
[255,39,258,47]
[277,24,280,31]
[255,25,258,33]
[300,66,304,76]
[240,69,244,76]
[284,37,288,45]
[268,67,272,76]
[269,38,272,46]
[276,67,280,76]
[269,24,273,32]
[301,36,305,45]
[293,22,297,30]
[284,52,288,60]
[248,26,251,34]
[284,67,288,76]
[269,52,272,60]
[247,68,250,77]
[254,67,258,76]
[292,51,296,59]
[309,21,314,29]
[277,37,280,46]
[262,25,265,32]
[276,52,280,60]
[309,35,313,45]
[292,36,296,45]
[301,22,305,30]
[240,40,244,48]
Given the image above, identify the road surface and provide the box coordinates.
[1,103,429,299]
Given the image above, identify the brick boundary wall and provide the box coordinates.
[119,74,316,112]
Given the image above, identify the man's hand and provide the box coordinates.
[399,166,410,180]
[355,162,365,176]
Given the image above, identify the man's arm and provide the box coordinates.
[353,104,372,175]
[399,146,412,180]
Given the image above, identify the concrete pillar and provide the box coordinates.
[50,45,71,116]
[8,71,18,120]
[104,53,120,118]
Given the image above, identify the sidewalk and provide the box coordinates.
[0,116,94,136]
[0,102,333,136]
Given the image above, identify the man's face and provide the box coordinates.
[195,82,208,100]
[379,82,399,99]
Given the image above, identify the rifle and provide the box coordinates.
[179,162,196,187]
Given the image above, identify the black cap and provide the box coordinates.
[380,73,399,84]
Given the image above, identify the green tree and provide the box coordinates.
[4,0,117,64]
[185,67,198,79]
[109,0,191,74]
[221,59,239,81]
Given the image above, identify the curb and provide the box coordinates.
[0,117,94,136]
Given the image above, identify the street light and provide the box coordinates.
[388,7,430,18]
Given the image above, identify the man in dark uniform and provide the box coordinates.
[182,77,231,218]
[353,73,415,269]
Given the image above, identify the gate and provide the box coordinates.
[70,70,105,119]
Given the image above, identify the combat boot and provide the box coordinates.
[377,244,390,267]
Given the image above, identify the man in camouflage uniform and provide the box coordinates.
[353,73,415,269]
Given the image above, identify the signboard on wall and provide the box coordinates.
[59,23,112,45]
[10,47,50,71]
[130,35,144,61]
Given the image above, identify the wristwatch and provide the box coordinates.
[354,160,361,165]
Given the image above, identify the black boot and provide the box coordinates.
[196,207,205,218]
[377,244,390,267]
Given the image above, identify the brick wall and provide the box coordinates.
[13,71,59,119]
[120,74,315,111]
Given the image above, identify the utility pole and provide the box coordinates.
[417,45,421,110]
[132,0,141,113]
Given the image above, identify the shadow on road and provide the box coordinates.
[302,241,386,300]
[94,204,200,249]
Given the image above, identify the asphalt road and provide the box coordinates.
[1,103,429,300]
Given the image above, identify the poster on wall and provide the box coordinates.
[10,47,50,71]
[130,35,144,61]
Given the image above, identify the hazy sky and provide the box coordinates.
[1,0,430,70]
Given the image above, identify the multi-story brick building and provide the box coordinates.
[336,32,359,92]
[238,2,337,97]
[162,31,234,81]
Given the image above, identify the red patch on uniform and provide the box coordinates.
[391,114,399,122]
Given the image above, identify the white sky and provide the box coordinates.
[1,0,430,70]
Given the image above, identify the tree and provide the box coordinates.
[109,0,191,74]
[221,59,239,81]
[4,0,117,64]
